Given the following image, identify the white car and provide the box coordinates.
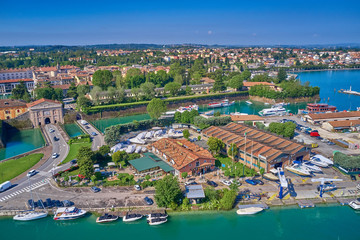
[134,185,141,191]
[52,153,58,159]
[221,180,231,186]
[230,179,242,186]
[27,169,37,177]
[49,128,55,133]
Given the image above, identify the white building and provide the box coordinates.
[0,68,33,80]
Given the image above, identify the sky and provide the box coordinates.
[0,0,360,46]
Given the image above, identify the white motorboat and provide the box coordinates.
[311,155,333,165]
[110,143,123,153]
[177,104,198,113]
[263,169,279,181]
[53,207,87,220]
[349,200,360,210]
[136,132,146,139]
[168,129,183,138]
[129,137,145,144]
[204,110,214,116]
[96,213,119,223]
[13,210,48,221]
[141,147,147,152]
[303,162,322,173]
[135,146,142,153]
[236,207,264,215]
[147,213,168,219]
[145,131,154,139]
[259,107,289,116]
[208,102,223,108]
[285,164,311,176]
[317,183,336,193]
[125,145,136,154]
[231,112,248,116]
[147,217,167,225]
[309,157,329,167]
[154,130,163,137]
[245,100,252,105]
[221,99,235,107]
[122,213,143,222]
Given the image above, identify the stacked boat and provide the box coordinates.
[147,212,168,225]
[309,155,333,167]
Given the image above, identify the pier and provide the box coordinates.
[337,198,357,206]
[297,200,315,208]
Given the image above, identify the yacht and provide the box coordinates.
[136,132,146,139]
[221,99,235,107]
[177,104,198,113]
[231,112,248,116]
[236,207,264,215]
[309,157,329,167]
[145,131,154,139]
[129,137,145,144]
[147,213,168,219]
[110,143,123,153]
[317,183,336,193]
[147,217,167,225]
[302,162,323,173]
[259,107,289,116]
[53,207,87,220]
[168,129,183,138]
[349,200,360,210]
[13,210,48,221]
[96,213,119,223]
[311,155,333,165]
[245,100,252,105]
[122,213,143,222]
[285,164,311,176]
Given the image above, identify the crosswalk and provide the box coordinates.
[0,178,50,202]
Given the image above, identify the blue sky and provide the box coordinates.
[0,0,359,46]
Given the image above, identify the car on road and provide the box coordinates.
[207,180,218,187]
[245,179,257,185]
[70,159,77,165]
[91,132,97,136]
[85,126,90,129]
[80,120,88,125]
[350,175,356,181]
[253,179,264,185]
[53,136,58,141]
[185,181,197,186]
[144,196,154,205]
[49,128,55,133]
[27,169,37,177]
[134,185,141,191]
[221,180,231,186]
[91,186,101,193]
[52,153,58,159]
[310,131,320,137]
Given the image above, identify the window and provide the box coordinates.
[196,161,200,167]
[204,160,207,163]
[5,110,10,114]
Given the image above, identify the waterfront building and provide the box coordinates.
[299,103,337,114]
[27,98,64,127]
[0,99,28,120]
[202,122,308,172]
[225,114,265,125]
[304,111,360,125]
[186,185,205,204]
[149,138,216,176]
[0,78,35,95]
[128,152,174,176]
[322,120,360,132]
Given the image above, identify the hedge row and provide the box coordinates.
[193,116,232,129]
[334,152,360,171]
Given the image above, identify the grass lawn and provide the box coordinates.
[62,142,92,165]
[215,154,255,177]
[0,153,44,184]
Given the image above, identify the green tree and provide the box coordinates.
[92,70,113,90]
[164,82,181,96]
[11,81,31,102]
[174,111,182,123]
[277,68,287,83]
[213,70,226,92]
[241,70,251,80]
[67,82,78,99]
[207,137,225,155]
[181,110,191,123]
[90,86,102,105]
[98,145,110,156]
[181,172,188,179]
[174,74,183,85]
[154,175,182,208]
[140,82,156,99]
[131,88,142,101]
[147,98,167,119]
[228,75,244,90]
[76,96,92,112]
[77,146,94,162]
[112,151,128,166]
[219,189,237,210]
[183,129,190,139]
[77,84,90,96]
[214,111,221,117]
[227,143,238,160]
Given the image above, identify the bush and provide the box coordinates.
[68,134,91,144]
[334,152,360,171]
[194,116,231,129]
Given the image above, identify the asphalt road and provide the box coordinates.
[0,124,70,202]
[77,120,104,151]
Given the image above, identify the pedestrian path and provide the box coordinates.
[0,178,50,202]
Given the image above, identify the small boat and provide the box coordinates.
[53,207,87,220]
[122,213,143,222]
[264,102,270,105]
[147,217,167,225]
[236,207,264,215]
[245,100,252,105]
[285,164,311,177]
[221,99,235,107]
[231,112,248,116]
[349,200,360,210]
[259,107,289,116]
[110,143,123,153]
[135,146,142,153]
[311,155,333,165]
[96,213,119,223]
[13,210,48,221]
[317,183,336,193]
[145,131,154,139]
[208,102,222,108]
[141,147,147,152]
[154,130,163,137]
[263,169,279,181]
[125,144,136,154]
[129,137,145,144]
[204,110,214,116]
[147,213,168,219]
[177,104,198,113]
[309,157,329,167]
[168,129,183,138]
[136,132,146,139]
[303,162,322,173]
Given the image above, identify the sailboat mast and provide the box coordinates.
[28,176,35,210]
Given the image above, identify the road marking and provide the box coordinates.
[268,193,278,201]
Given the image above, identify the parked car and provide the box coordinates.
[85,126,90,129]
[350,175,356,181]
[207,180,218,187]
[221,180,231,186]
[245,179,257,185]
[310,131,320,137]
[230,179,242,186]
[134,185,141,191]
[253,179,264,185]
[144,196,154,205]
[52,153,58,159]
[27,169,37,177]
[53,136,58,141]
[91,132,97,136]
[91,186,101,193]
[185,181,197,186]
[49,128,55,133]
[70,159,77,165]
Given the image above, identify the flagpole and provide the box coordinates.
[244,132,247,176]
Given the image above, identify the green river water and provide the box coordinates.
[0,205,359,240]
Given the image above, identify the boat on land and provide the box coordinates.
[147,217,168,225]
[311,155,333,166]
[263,169,279,181]
[145,131,154,139]
[129,137,145,144]
[136,132,146,139]
[123,213,143,222]
[168,129,183,138]
[302,162,322,173]
[125,144,136,153]
[53,207,87,220]
[285,163,311,177]
[317,183,336,193]
[245,100,252,105]
[309,157,329,167]
[147,213,168,219]
[135,146,142,153]
[236,207,264,215]
[349,200,360,210]
[96,213,119,223]
[259,107,289,116]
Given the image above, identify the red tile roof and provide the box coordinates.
[0,79,33,84]
[243,82,274,87]
[26,98,61,108]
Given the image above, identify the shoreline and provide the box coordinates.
[291,68,360,73]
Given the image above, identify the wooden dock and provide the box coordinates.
[338,198,356,206]
[297,200,315,208]
[238,203,269,209]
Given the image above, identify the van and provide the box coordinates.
[0,181,12,192]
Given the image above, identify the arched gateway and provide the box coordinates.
[27,98,64,127]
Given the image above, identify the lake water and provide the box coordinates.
[0,205,359,240]
[0,128,45,161]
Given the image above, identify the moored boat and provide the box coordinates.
[147,213,168,219]
[122,213,143,222]
[349,200,360,210]
[259,107,289,116]
[53,207,87,220]
[221,99,235,107]
[208,102,222,108]
[147,217,167,225]
[96,213,119,223]
[236,207,264,215]
[204,110,214,116]
[177,104,199,113]
[13,210,48,221]
[245,100,252,105]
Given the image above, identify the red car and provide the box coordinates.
[310,131,320,137]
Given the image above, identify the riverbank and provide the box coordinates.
[291,67,360,73]
[249,95,320,104]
